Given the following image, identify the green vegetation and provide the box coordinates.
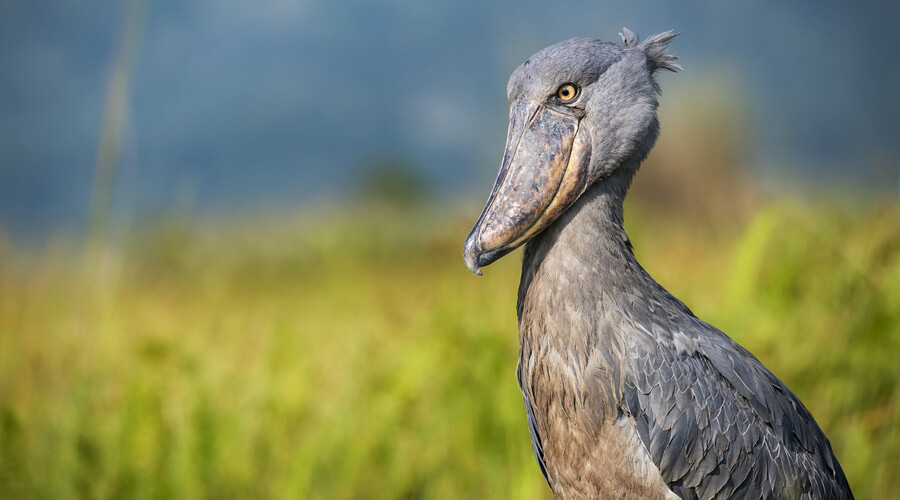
[0,198,898,499]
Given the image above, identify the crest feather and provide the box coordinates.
[619,28,683,73]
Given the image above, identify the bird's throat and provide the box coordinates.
[517,169,641,314]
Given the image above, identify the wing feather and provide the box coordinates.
[623,313,853,499]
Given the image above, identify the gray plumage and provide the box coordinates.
[464,30,852,499]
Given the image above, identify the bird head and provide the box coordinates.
[463,29,680,275]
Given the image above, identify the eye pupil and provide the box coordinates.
[557,84,576,101]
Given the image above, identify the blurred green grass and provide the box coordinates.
[1,197,898,499]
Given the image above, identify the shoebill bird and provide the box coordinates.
[462,30,852,499]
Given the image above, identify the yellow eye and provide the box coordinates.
[557,84,577,102]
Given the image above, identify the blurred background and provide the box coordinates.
[1,1,898,498]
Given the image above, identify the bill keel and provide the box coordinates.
[463,99,591,275]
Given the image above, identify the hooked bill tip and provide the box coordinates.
[463,235,483,276]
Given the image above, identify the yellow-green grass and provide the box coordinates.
[1,199,898,499]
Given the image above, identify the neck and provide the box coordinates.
[517,166,682,324]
